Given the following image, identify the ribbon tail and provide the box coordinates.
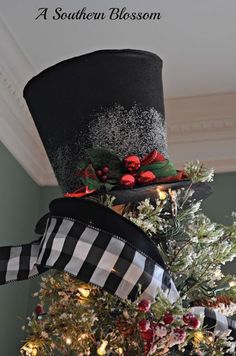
[191,306,236,341]
[0,237,46,285]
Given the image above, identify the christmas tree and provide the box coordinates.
[20,161,236,356]
[0,49,233,356]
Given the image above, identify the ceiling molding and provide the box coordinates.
[0,15,57,186]
[0,14,235,186]
[166,92,236,144]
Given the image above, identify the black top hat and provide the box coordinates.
[24,49,213,207]
[23,49,192,203]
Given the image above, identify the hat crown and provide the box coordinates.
[24,49,167,192]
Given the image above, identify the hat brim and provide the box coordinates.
[92,180,213,205]
[35,181,212,235]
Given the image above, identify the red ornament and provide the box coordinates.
[123,155,141,172]
[138,299,151,312]
[119,174,135,188]
[163,312,174,325]
[139,319,150,332]
[102,166,110,174]
[35,304,44,315]
[137,171,156,185]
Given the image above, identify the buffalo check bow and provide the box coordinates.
[0,206,235,341]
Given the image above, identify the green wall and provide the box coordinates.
[202,172,236,274]
[0,142,40,355]
[0,140,236,354]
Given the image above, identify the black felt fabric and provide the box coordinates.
[23,49,166,192]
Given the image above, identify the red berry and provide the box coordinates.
[172,327,186,342]
[141,328,154,341]
[188,317,200,329]
[139,319,150,332]
[101,175,108,182]
[163,312,174,325]
[35,304,44,315]
[102,166,109,174]
[96,170,103,177]
[119,174,135,188]
[144,341,151,353]
[182,312,194,324]
[138,299,151,312]
[183,313,200,329]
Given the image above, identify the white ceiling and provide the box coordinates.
[1,0,236,97]
[0,0,236,185]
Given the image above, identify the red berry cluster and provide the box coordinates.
[182,312,201,329]
[136,300,201,355]
[96,166,109,183]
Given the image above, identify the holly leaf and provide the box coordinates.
[78,164,101,190]
[77,159,90,171]
[101,182,117,192]
[86,148,123,178]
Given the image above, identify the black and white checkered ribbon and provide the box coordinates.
[39,216,179,302]
[0,216,178,303]
[0,239,42,284]
[191,307,236,340]
[1,216,236,341]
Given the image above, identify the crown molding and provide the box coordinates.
[0,13,235,186]
[166,92,236,143]
[0,15,57,186]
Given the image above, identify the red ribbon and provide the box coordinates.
[64,186,96,198]
[140,150,166,166]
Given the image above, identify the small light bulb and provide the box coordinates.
[78,287,90,298]
[157,188,167,200]
[207,335,214,343]
[97,340,108,355]
[66,337,72,345]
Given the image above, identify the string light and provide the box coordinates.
[66,337,72,345]
[78,287,90,298]
[206,335,214,343]
[78,333,88,341]
[97,340,108,355]
[20,342,38,356]
[229,280,236,287]
[193,331,204,346]
[156,188,167,200]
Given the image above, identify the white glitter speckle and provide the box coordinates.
[88,104,168,158]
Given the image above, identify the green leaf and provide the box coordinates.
[78,164,101,190]
[86,148,123,178]
[101,182,117,191]
[77,159,90,170]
